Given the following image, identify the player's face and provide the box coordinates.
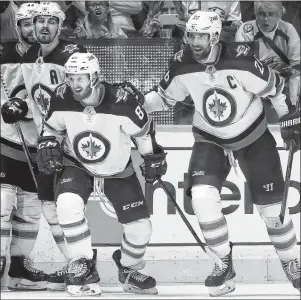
[86,1,108,21]
[187,32,212,60]
[35,15,59,44]
[256,8,280,32]
[19,18,36,44]
[66,74,92,101]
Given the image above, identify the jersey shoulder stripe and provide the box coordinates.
[160,49,206,90]
[217,42,270,81]
[48,82,148,128]
[47,82,121,119]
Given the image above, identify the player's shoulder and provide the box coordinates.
[54,82,69,100]
[219,42,270,80]
[172,48,196,65]
[57,40,87,60]
[21,43,40,63]
[47,83,78,117]
[0,42,20,63]
[219,42,257,72]
[222,41,255,60]
[105,82,136,108]
[109,83,146,120]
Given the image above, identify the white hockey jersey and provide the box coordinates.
[0,42,39,162]
[144,43,288,151]
[44,82,153,177]
[21,40,87,135]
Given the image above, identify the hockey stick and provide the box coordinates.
[279,99,300,224]
[14,122,38,191]
[155,177,223,267]
[279,139,295,224]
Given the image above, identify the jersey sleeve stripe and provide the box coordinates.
[42,119,66,136]
[131,116,152,138]
[257,69,276,97]
[158,87,178,107]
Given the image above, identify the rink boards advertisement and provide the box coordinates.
[86,132,300,246]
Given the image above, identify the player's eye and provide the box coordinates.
[48,18,58,25]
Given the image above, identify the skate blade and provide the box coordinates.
[122,283,158,295]
[47,282,66,291]
[209,279,235,297]
[8,278,47,291]
[67,283,102,296]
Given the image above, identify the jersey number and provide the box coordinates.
[135,105,144,120]
[164,70,170,82]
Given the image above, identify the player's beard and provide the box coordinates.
[22,34,36,45]
[192,46,211,61]
[73,86,93,103]
[36,29,58,44]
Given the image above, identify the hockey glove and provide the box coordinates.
[37,136,63,175]
[280,109,300,152]
[140,145,167,183]
[1,97,28,124]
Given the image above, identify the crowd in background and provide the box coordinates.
[1,1,300,125]
[1,1,300,42]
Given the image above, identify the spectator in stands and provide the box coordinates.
[73,1,123,39]
[0,1,19,41]
[109,1,142,37]
[73,1,141,38]
[140,1,187,39]
[236,1,300,122]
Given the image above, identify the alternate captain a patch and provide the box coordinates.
[243,23,253,33]
[73,131,111,163]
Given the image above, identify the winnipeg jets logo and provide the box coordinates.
[31,84,53,116]
[203,88,236,127]
[73,131,111,163]
[62,44,79,54]
[236,44,250,57]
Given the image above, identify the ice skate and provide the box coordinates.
[47,264,68,291]
[0,256,6,279]
[7,256,47,291]
[65,249,101,296]
[112,249,158,295]
[281,258,300,292]
[205,243,236,297]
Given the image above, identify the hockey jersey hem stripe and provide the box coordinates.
[0,137,37,153]
[1,146,37,163]
[192,112,267,150]
[63,152,135,179]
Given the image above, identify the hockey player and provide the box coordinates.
[0,2,47,290]
[20,1,88,290]
[143,11,300,296]
[33,52,167,296]
[235,1,300,110]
